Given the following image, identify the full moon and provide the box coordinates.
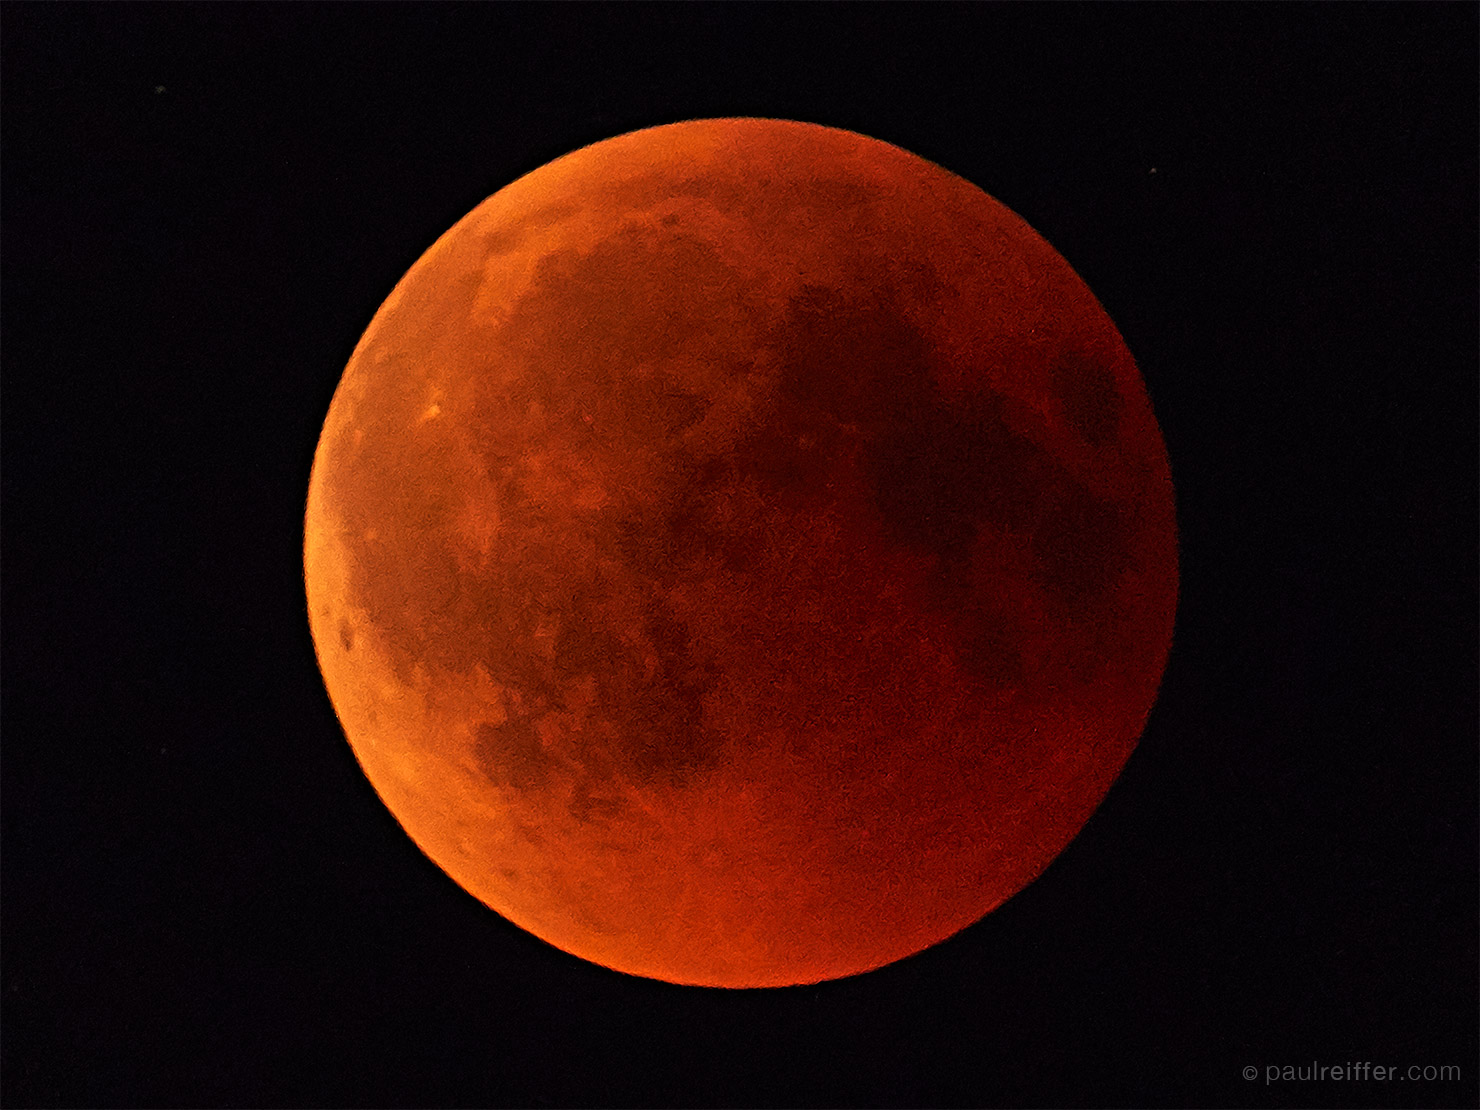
[304,118,1178,988]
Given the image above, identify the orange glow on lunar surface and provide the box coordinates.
[303,118,1178,988]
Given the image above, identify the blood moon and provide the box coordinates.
[304,118,1177,988]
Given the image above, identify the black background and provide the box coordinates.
[3,5,1475,1108]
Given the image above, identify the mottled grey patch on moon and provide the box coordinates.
[772,284,936,439]
[436,218,760,794]
[339,619,355,652]
[610,458,738,585]
[806,175,882,211]
[741,281,1134,685]
[475,716,550,792]
[664,167,880,216]
[568,777,629,825]
[866,386,1058,689]
[480,200,581,257]
[871,390,1046,570]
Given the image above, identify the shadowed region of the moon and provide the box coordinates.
[741,280,1134,689]
[1056,350,1123,448]
[630,597,723,780]
[461,578,726,794]
[304,118,1179,988]
[1029,485,1132,615]
[449,230,750,792]
[490,227,742,442]
[474,716,549,792]
[567,779,629,827]
[328,216,751,790]
[611,454,758,580]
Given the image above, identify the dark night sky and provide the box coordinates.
[3,4,1475,1108]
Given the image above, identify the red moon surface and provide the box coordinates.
[304,119,1178,988]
